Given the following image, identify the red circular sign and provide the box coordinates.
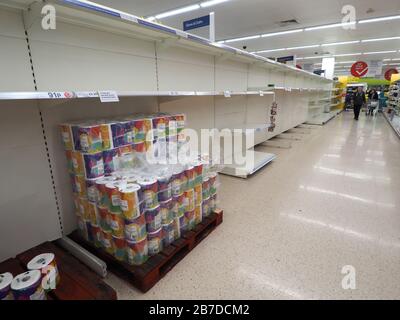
[351,61,368,77]
[384,68,399,81]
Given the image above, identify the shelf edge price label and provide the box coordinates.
[98,90,119,103]
[120,13,138,23]
[47,91,74,99]
[224,90,231,98]
[259,91,264,97]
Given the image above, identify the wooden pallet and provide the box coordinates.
[70,209,223,293]
[0,241,117,300]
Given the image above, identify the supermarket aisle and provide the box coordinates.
[108,112,400,299]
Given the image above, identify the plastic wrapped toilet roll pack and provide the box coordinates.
[61,112,221,266]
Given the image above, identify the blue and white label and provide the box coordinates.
[183,15,210,31]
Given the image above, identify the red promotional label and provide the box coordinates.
[351,61,368,77]
[384,68,399,81]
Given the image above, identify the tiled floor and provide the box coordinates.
[107,111,400,299]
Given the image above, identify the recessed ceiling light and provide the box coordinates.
[321,40,360,47]
[298,55,332,60]
[359,15,400,24]
[305,22,356,31]
[361,36,400,43]
[155,4,200,19]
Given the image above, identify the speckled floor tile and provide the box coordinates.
[105,112,400,300]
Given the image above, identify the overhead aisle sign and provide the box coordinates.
[351,61,368,77]
[183,15,210,31]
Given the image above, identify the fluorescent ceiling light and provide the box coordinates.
[336,61,356,64]
[361,36,400,43]
[305,22,356,31]
[286,44,320,50]
[333,53,362,57]
[255,48,286,53]
[225,35,261,43]
[359,15,400,24]
[261,29,303,37]
[147,16,156,21]
[321,40,360,47]
[363,50,397,55]
[155,4,200,19]
[200,0,231,8]
[299,55,332,60]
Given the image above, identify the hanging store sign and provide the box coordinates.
[351,61,368,77]
[183,15,210,31]
[277,56,295,64]
[366,60,383,77]
[384,68,399,81]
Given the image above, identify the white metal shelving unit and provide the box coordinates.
[0,0,333,260]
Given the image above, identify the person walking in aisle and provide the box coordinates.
[353,87,366,120]
[367,88,379,116]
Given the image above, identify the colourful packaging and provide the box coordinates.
[86,220,94,242]
[167,115,177,137]
[126,238,148,266]
[91,224,102,248]
[96,176,117,208]
[143,118,154,141]
[102,148,119,175]
[124,214,147,242]
[119,184,142,220]
[71,151,85,175]
[109,212,125,238]
[87,201,99,225]
[208,172,218,195]
[171,171,182,196]
[118,144,134,169]
[184,188,195,212]
[194,204,202,225]
[145,205,162,232]
[133,141,146,154]
[171,198,179,219]
[65,150,74,173]
[148,228,163,256]
[157,175,172,202]
[138,178,158,210]
[179,214,188,234]
[172,217,181,240]
[0,273,13,300]
[59,123,74,151]
[83,152,104,179]
[11,270,46,300]
[99,122,114,150]
[105,182,122,214]
[27,253,61,288]
[185,166,195,189]
[185,210,195,231]
[121,120,134,145]
[202,177,210,199]
[194,184,202,206]
[74,175,87,197]
[77,216,88,240]
[111,122,125,148]
[202,197,211,218]
[152,116,166,140]
[78,125,102,154]
[173,193,185,217]
[78,197,89,220]
[210,194,217,212]
[86,178,99,203]
[101,230,114,255]
[180,171,188,193]
[162,222,175,247]
[133,119,145,143]
[160,198,174,225]
[193,161,203,185]
[98,207,111,232]
[112,236,126,262]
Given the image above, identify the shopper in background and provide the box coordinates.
[353,87,366,121]
[367,88,379,116]
[344,90,353,111]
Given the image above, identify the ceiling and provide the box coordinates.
[78,1,400,74]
